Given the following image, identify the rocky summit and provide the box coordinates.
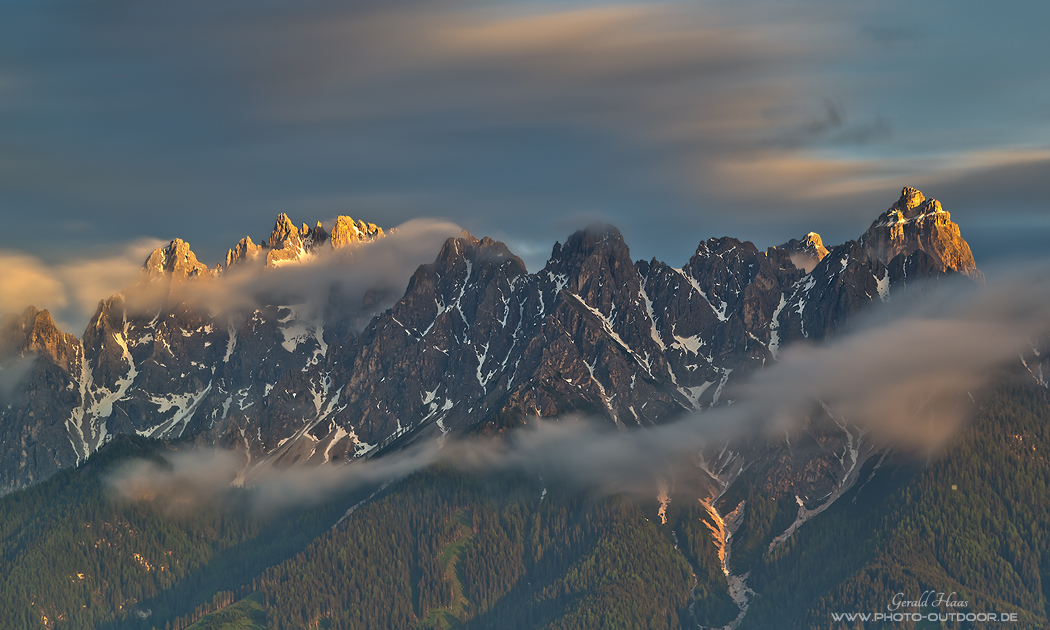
[0,189,985,495]
[778,232,829,272]
[860,186,983,282]
[142,239,212,281]
[216,214,386,270]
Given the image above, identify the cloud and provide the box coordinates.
[56,240,168,325]
[0,253,68,318]
[106,448,246,514]
[107,260,1050,510]
[725,292,1038,451]
[2,0,1049,271]
[789,253,819,274]
[0,239,166,334]
[860,24,924,47]
[0,354,37,404]
[706,148,1050,209]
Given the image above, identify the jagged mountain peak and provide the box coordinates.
[551,223,624,252]
[894,186,932,216]
[1,306,59,356]
[402,233,526,304]
[330,216,384,248]
[804,232,827,254]
[0,306,80,383]
[225,235,261,267]
[303,221,330,250]
[874,186,946,226]
[218,214,388,269]
[0,305,49,352]
[266,213,299,247]
[431,233,524,274]
[142,238,211,281]
[860,186,980,280]
[264,214,385,266]
[546,224,630,274]
[778,231,831,273]
[145,214,389,278]
[542,224,636,310]
[434,231,480,265]
[692,236,758,260]
[264,214,309,267]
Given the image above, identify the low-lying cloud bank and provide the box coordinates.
[722,264,1050,451]
[106,260,1050,511]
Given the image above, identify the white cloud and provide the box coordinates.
[0,239,165,333]
[0,252,68,319]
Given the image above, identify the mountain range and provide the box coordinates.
[0,186,981,494]
[1,187,1047,630]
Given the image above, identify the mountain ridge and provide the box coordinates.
[0,187,984,495]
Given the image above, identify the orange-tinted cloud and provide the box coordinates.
[0,239,165,333]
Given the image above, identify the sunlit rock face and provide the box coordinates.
[330,216,384,249]
[780,232,830,273]
[225,236,261,268]
[860,187,982,281]
[259,214,386,266]
[142,239,211,281]
[264,214,308,267]
[781,229,827,264]
[214,215,388,272]
[0,189,986,495]
[0,307,80,374]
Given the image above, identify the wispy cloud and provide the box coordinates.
[708,148,1050,205]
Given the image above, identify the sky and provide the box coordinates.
[2,0,1049,328]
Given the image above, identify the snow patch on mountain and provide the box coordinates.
[768,293,787,360]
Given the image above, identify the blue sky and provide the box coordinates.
[2,0,1049,326]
